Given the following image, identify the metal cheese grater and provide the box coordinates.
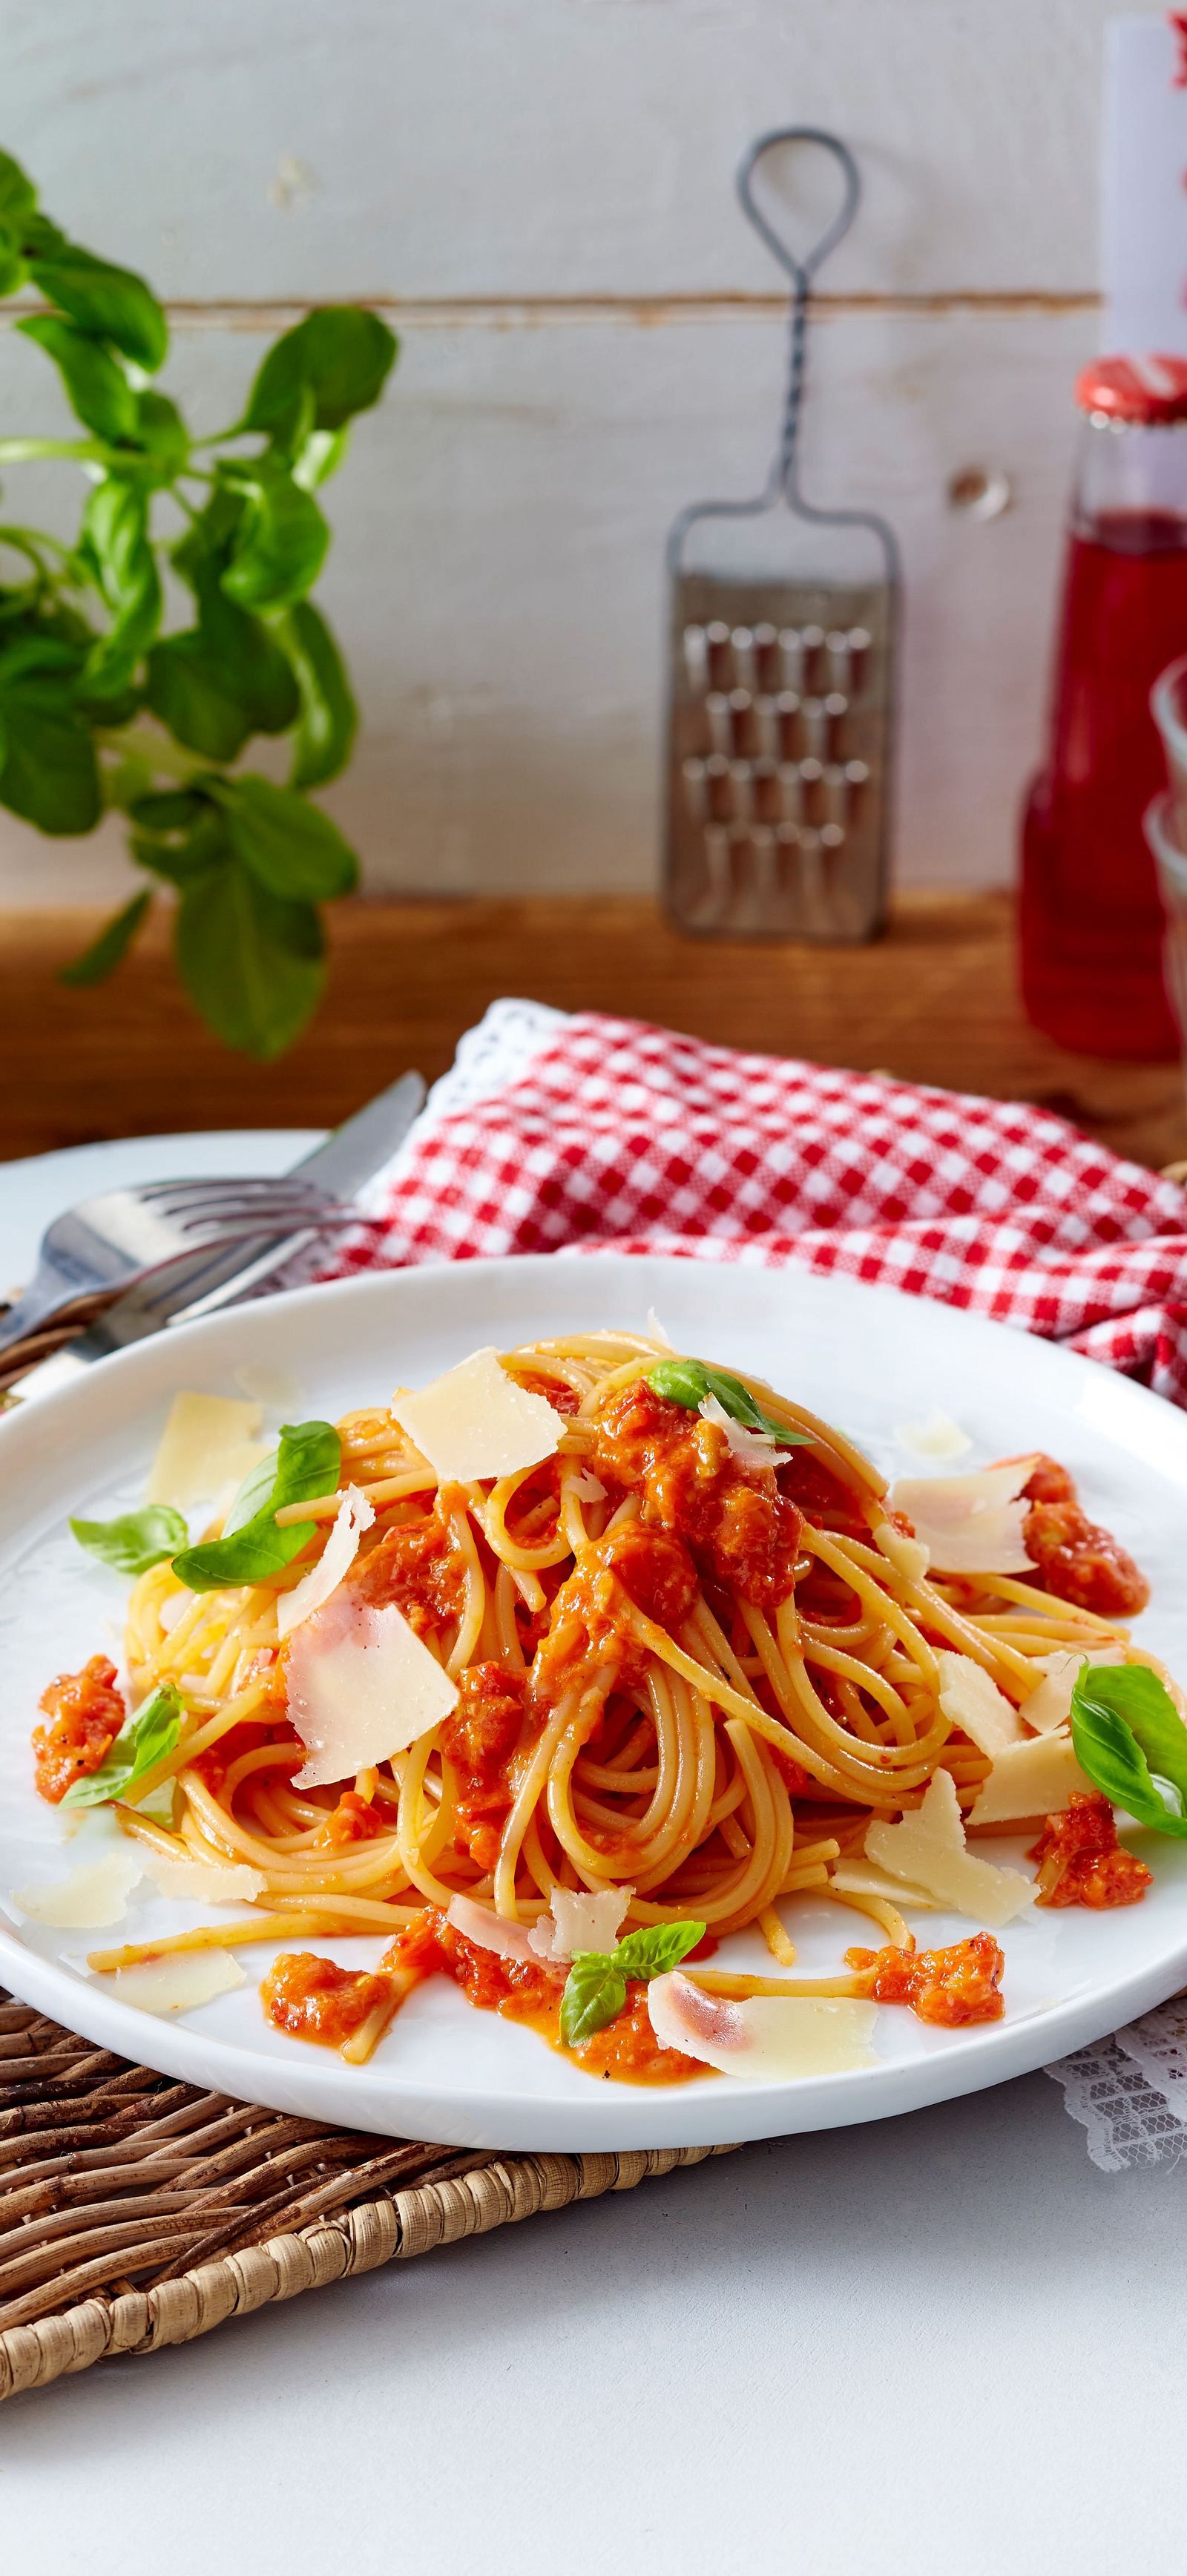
[662,128,899,943]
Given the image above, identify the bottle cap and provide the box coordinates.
[1075,355,1187,424]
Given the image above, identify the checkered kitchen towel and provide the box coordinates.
[322,997,1187,1407]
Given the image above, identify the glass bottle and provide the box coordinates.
[1019,355,1187,1058]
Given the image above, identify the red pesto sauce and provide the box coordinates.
[1027,1792,1153,1910]
[262,1916,1013,2067]
[846,1932,1005,2026]
[32,1654,124,1803]
[1015,1456,1148,1621]
[262,1911,704,2084]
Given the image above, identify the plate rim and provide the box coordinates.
[3,1249,1187,2152]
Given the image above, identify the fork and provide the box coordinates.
[0,1175,359,1357]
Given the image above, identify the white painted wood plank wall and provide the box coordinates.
[0,1,1135,901]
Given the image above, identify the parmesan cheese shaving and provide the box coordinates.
[865,1769,1034,1926]
[829,1859,941,1911]
[103,1951,246,2014]
[527,1885,631,1962]
[647,1973,878,2080]
[568,1468,608,1505]
[13,1848,142,1928]
[967,1732,1094,1827]
[1022,1644,1125,1735]
[936,1650,1025,1757]
[142,1857,268,1905]
[446,1893,539,1962]
[288,1595,458,1789]
[887,1459,1040,1576]
[893,1411,973,1462]
[391,1347,565,1482]
[145,1391,264,1508]
[275,1486,375,1638]
[698,1393,780,1473]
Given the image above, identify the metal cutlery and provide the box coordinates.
[7,1068,427,1399]
[0,1174,359,1358]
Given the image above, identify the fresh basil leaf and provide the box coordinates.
[614,1919,706,1980]
[559,1953,627,2046]
[130,804,228,887]
[131,389,190,482]
[559,1916,708,2043]
[1070,1661,1187,1836]
[219,460,329,612]
[145,631,257,762]
[80,478,161,690]
[0,221,27,300]
[241,309,398,447]
[18,314,138,444]
[208,772,359,901]
[173,1419,341,1591]
[27,240,167,372]
[168,502,301,738]
[174,855,325,1057]
[59,889,151,988]
[284,599,357,788]
[0,151,37,223]
[645,1357,807,1446]
[70,1502,187,1573]
[62,1680,183,1810]
[0,637,101,832]
[1074,1663,1187,1807]
[292,426,350,491]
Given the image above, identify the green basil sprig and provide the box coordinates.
[173,1419,341,1594]
[645,1358,808,1448]
[62,1680,183,1810]
[559,1919,706,2046]
[1070,1661,1187,1835]
[0,148,397,1060]
[70,1502,188,1576]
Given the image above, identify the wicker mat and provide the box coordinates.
[0,1988,729,2402]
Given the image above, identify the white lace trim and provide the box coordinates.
[1045,1997,1187,2170]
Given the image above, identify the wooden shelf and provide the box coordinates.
[1,890,1183,1172]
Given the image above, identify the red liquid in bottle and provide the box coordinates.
[1020,508,1187,1058]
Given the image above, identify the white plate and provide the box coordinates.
[0,1129,323,1294]
[1,1253,1186,2153]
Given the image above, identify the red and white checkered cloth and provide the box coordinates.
[323,999,1187,1407]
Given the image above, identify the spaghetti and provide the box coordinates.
[33,1332,1162,2083]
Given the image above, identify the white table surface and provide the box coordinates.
[3,1139,1185,2566]
[2,2069,1184,2574]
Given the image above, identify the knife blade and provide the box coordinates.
[12,1068,425,1401]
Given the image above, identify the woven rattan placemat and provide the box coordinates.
[0,1988,729,2402]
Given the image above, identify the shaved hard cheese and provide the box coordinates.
[391,1347,565,1484]
[446,1893,539,1962]
[647,1973,878,2080]
[968,1732,1094,1827]
[568,1468,608,1505]
[698,1393,780,1473]
[865,1769,1033,1927]
[894,1410,973,1462]
[887,1460,1040,1576]
[1022,1643,1126,1735]
[142,1856,268,1905]
[287,1595,458,1790]
[936,1651,1025,1758]
[146,1392,264,1508]
[275,1486,375,1638]
[829,1859,941,1912]
[13,1848,142,1928]
[103,1951,246,2015]
[528,1884,631,1962]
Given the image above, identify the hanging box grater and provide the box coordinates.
[662,127,900,943]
